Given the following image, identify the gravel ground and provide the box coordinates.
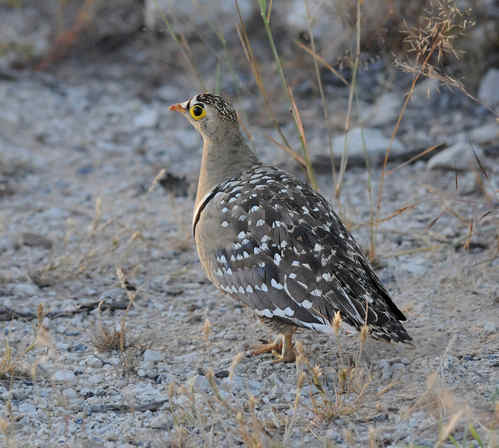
[0,28,498,448]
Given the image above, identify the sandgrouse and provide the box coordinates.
[169,93,411,362]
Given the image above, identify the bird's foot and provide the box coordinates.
[251,333,296,363]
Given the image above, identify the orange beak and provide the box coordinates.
[169,102,188,113]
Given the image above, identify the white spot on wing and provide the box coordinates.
[273,307,285,317]
[271,279,283,290]
[302,300,313,309]
[221,221,229,228]
[322,272,333,282]
[256,308,273,318]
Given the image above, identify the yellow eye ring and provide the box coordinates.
[189,104,206,120]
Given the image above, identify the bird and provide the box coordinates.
[169,93,412,362]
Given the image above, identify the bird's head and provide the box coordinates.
[169,93,239,142]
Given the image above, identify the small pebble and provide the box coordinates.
[134,108,159,128]
[143,349,163,363]
[62,388,78,400]
[52,370,76,382]
[482,321,497,335]
[10,283,39,297]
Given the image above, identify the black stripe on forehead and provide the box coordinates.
[195,93,237,121]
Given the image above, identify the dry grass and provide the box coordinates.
[92,320,127,353]
[0,341,32,383]
[0,305,52,383]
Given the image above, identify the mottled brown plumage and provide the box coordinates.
[170,93,412,362]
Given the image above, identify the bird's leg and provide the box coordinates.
[251,332,296,363]
[278,332,296,363]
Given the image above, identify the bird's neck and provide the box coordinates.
[195,131,260,208]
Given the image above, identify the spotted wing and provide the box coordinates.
[195,165,411,342]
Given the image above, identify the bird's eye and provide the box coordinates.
[189,104,206,120]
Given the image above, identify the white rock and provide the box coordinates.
[62,388,78,400]
[379,359,393,381]
[360,92,403,127]
[144,0,254,32]
[478,69,499,108]
[483,321,497,335]
[40,207,69,219]
[395,255,428,276]
[143,349,163,363]
[412,78,440,105]
[173,128,201,150]
[148,414,171,429]
[98,288,125,302]
[52,370,76,382]
[10,283,39,297]
[19,402,38,414]
[127,382,163,400]
[469,122,498,145]
[428,141,485,171]
[86,374,104,385]
[0,237,13,252]
[284,0,341,36]
[134,108,159,128]
[332,128,405,163]
[188,375,211,393]
[325,428,342,441]
[156,85,182,103]
[86,357,103,368]
[56,342,70,351]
